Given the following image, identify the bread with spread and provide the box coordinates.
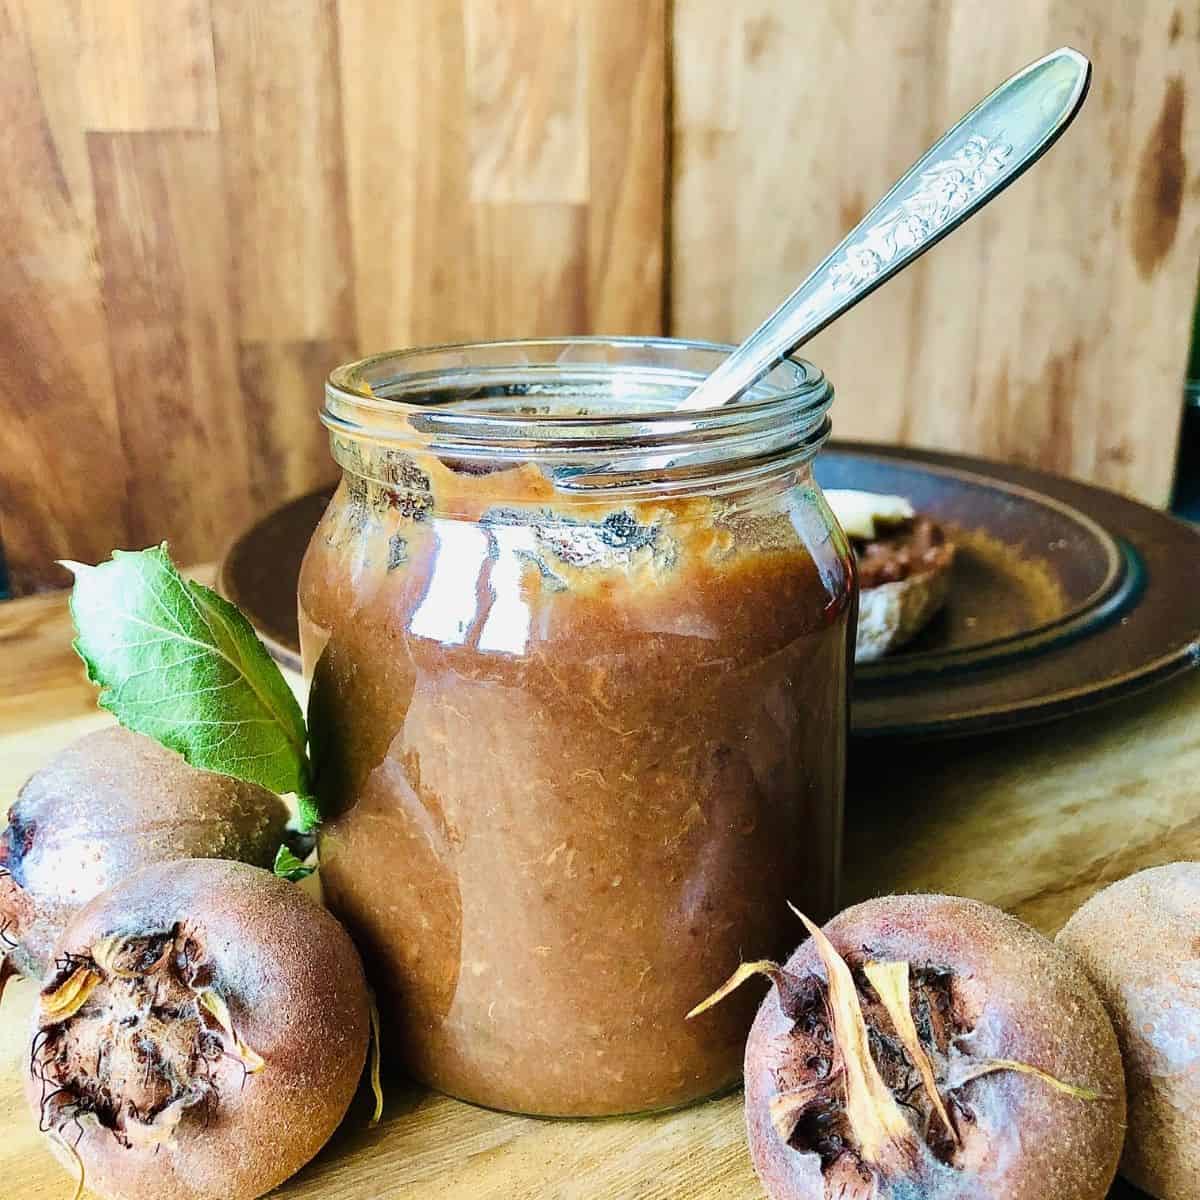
[826,489,956,662]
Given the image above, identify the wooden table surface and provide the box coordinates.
[3,573,1192,1198]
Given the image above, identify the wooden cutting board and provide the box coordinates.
[3,576,1191,1198]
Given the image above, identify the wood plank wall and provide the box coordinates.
[0,0,666,592]
[673,0,1200,505]
[1,1,1197,594]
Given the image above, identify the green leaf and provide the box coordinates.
[292,790,322,834]
[66,545,321,830]
[273,844,316,882]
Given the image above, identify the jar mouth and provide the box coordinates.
[323,336,834,495]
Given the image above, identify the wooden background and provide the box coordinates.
[1,0,1197,594]
[673,1,1200,504]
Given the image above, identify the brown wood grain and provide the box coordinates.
[78,0,219,133]
[3,579,1197,1196]
[670,0,1200,506]
[0,0,126,594]
[0,0,666,593]
[210,0,357,343]
[587,0,667,332]
[3,2,1194,591]
[89,130,252,565]
[472,202,590,335]
[464,0,588,206]
[238,339,351,506]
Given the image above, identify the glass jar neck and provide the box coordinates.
[323,337,834,505]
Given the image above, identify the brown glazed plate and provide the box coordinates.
[217,441,1200,741]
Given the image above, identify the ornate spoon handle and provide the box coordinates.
[685,47,1091,411]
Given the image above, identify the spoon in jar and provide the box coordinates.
[684,46,1091,411]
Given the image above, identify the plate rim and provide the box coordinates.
[828,447,1132,679]
[834,441,1200,738]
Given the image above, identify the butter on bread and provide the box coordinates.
[824,490,915,540]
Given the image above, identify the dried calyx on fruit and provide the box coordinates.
[696,909,1096,1179]
[691,896,1126,1200]
[26,859,371,1200]
[33,925,263,1150]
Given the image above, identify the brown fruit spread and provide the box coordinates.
[299,452,853,1115]
[854,515,954,589]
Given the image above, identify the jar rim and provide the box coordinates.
[327,336,829,420]
[322,336,834,496]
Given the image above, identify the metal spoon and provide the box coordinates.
[684,46,1091,411]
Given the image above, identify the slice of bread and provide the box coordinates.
[854,558,954,662]
[826,490,955,662]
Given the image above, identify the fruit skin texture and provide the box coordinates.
[27,858,370,1200]
[0,727,288,977]
[743,894,1125,1200]
[1058,862,1200,1200]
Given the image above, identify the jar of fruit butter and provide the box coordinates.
[299,338,854,1116]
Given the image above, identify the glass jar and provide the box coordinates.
[299,338,854,1117]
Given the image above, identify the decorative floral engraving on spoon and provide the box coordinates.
[829,135,1014,292]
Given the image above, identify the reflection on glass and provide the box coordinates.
[410,520,488,646]
[478,526,533,656]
